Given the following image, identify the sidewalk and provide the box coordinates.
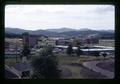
[83,59,114,78]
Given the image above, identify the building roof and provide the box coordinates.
[12,62,33,72]
[5,65,20,79]
[55,45,114,52]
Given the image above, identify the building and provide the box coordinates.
[72,38,84,46]
[22,32,38,48]
[37,36,56,48]
[5,38,23,58]
[29,36,38,48]
[55,39,71,46]
[99,39,115,47]
[82,35,99,46]
[5,42,9,49]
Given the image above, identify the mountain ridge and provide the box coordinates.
[5,27,114,39]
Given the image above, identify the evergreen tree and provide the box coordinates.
[66,44,73,56]
[103,52,107,58]
[21,45,30,59]
[94,51,100,57]
[76,46,82,57]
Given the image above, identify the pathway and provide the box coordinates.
[83,59,114,78]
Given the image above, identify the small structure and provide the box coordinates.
[22,57,27,63]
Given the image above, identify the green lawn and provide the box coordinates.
[61,65,83,79]
[56,53,111,65]
[5,57,21,66]
[56,53,113,79]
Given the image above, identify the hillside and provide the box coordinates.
[5,27,114,39]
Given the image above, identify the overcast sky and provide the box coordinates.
[5,5,114,30]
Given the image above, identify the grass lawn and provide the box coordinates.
[56,53,114,79]
[5,57,21,66]
[56,53,112,65]
[61,65,83,79]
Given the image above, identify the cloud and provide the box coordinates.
[93,5,114,14]
[5,5,114,30]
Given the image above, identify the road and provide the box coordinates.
[83,59,114,78]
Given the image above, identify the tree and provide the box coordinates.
[66,44,73,56]
[102,52,107,58]
[55,40,58,45]
[76,46,82,57]
[21,45,30,60]
[94,51,100,58]
[31,46,60,79]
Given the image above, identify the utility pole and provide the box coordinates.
[86,38,90,56]
[15,39,17,63]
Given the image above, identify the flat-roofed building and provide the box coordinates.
[99,39,115,47]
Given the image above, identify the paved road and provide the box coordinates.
[96,61,114,72]
[83,59,114,78]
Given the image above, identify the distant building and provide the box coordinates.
[55,39,71,46]
[5,42,9,49]
[29,36,38,48]
[99,39,114,47]
[22,32,38,48]
[37,36,56,48]
[92,38,99,44]
[72,38,84,46]
[83,36,99,46]
[5,38,23,51]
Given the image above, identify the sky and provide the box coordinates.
[5,5,115,30]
